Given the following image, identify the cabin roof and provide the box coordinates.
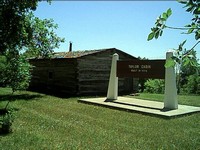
[53,49,102,58]
[52,48,136,59]
[29,48,137,60]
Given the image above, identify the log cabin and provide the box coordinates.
[29,48,138,96]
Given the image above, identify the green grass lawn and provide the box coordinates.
[133,93,200,107]
[0,88,200,150]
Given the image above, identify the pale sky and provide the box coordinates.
[34,1,199,59]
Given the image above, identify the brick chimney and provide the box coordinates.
[69,41,72,52]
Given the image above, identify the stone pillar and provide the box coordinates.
[164,51,178,110]
[106,53,119,101]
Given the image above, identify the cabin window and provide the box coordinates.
[48,71,54,79]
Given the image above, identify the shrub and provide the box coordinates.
[0,108,14,134]
[144,79,165,94]
[181,74,200,95]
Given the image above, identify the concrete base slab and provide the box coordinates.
[78,97,200,118]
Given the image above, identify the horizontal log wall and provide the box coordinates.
[77,56,111,95]
[77,49,138,95]
[29,58,78,95]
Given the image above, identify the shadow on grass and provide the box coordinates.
[28,88,109,99]
[0,94,43,102]
[0,129,13,136]
[27,89,72,98]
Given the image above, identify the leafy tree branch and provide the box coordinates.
[148,0,200,68]
[165,25,200,30]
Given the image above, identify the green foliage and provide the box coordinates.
[23,13,65,58]
[164,57,176,68]
[144,79,165,94]
[172,40,199,68]
[1,52,32,93]
[0,55,7,71]
[175,50,199,94]
[0,106,15,134]
[179,0,200,14]
[0,0,64,91]
[0,0,64,58]
[0,0,52,54]
[0,109,14,126]
[181,74,200,94]
[148,0,200,68]
[0,56,7,87]
[0,0,38,54]
[147,8,172,41]
[179,51,199,80]
[180,0,200,40]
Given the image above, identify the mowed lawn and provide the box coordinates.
[0,88,199,150]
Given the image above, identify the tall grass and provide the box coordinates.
[0,88,200,150]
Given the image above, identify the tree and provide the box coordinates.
[0,55,7,87]
[1,52,32,93]
[0,0,65,92]
[1,0,39,54]
[148,0,200,68]
[182,74,200,94]
[0,0,54,54]
[179,51,198,84]
[23,12,65,58]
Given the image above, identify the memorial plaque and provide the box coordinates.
[117,60,165,79]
